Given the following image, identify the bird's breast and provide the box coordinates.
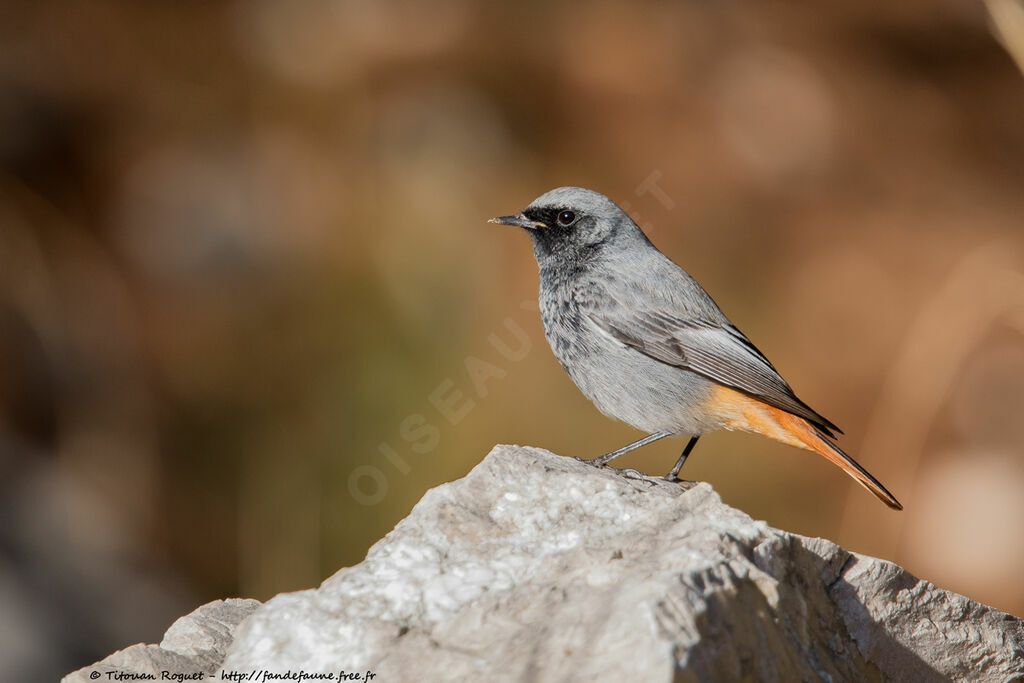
[538,284,592,364]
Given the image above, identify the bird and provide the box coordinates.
[489,186,902,510]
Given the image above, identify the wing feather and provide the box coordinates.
[588,305,841,437]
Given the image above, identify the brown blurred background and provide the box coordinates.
[2,1,1024,679]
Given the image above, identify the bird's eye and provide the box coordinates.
[557,210,577,226]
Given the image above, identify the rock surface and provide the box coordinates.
[66,446,1024,682]
[62,598,261,682]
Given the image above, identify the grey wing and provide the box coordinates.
[588,306,842,437]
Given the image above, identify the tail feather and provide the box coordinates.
[710,385,903,510]
[790,417,903,511]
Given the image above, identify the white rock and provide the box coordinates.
[66,446,1024,682]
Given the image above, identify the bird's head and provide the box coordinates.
[489,186,646,265]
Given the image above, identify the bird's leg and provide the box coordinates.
[665,436,700,482]
[581,431,673,468]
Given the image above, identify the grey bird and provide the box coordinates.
[490,186,901,509]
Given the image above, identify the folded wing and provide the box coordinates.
[588,298,841,438]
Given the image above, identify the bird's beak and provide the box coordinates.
[488,214,547,230]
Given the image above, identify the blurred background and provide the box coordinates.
[2,0,1024,679]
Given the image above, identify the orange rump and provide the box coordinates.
[705,385,902,510]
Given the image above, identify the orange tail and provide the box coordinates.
[709,386,903,510]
